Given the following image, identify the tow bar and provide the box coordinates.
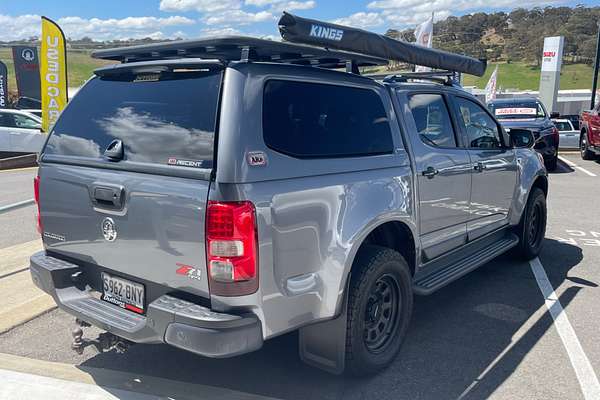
[71,318,133,355]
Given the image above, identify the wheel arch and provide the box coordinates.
[531,174,548,197]
[335,218,418,316]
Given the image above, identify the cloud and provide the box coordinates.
[159,0,242,13]
[0,14,41,41]
[368,0,560,12]
[0,14,195,41]
[332,12,384,29]
[382,9,450,26]
[362,0,560,29]
[245,0,315,11]
[203,10,275,26]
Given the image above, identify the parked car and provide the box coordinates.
[487,97,559,170]
[552,118,579,149]
[0,109,45,155]
[580,103,600,160]
[29,31,547,376]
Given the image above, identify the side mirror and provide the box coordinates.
[507,128,535,148]
[550,111,560,119]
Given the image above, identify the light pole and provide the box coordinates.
[591,20,600,109]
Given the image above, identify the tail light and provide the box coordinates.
[33,175,42,235]
[551,126,560,142]
[206,201,258,296]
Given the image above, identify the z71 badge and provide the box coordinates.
[176,263,202,281]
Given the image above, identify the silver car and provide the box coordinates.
[29,36,547,376]
[553,118,579,150]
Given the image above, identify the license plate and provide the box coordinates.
[101,272,145,314]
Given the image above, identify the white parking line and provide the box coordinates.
[558,156,597,177]
[529,258,600,400]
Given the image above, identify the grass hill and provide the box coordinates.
[462,62,595,91]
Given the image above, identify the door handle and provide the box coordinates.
[91,185,125,209]
[473,162,487,172]
[422,166,439,179]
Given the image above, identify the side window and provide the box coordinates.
[0,113,13,128]
[455,97,502,149]
[408,94,457,148]
[13,114,41,129]
[262,80,394,158]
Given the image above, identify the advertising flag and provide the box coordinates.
[11,46,41,101]
[40,16,68,132]
[414,13,433,73]
[0,61,8,109]
[485,65,498,103]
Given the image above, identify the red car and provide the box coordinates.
[580,103,600,160]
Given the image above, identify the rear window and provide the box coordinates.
[554,121,572,131]
[262,80,393,158]
[45,70,222,168]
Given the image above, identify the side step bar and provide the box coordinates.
[414,233,519,295]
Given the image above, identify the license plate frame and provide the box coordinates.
[101,272,145,314]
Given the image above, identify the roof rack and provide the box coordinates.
[380,71,461,86]
[91,36,387,70]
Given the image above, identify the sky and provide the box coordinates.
[0,0,596,42]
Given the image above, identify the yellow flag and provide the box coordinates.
[40,16,67,132]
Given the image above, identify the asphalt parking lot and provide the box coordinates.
[1,154,600,399]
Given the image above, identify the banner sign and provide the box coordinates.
[0,61,7,109]
[414,14,433,73]
[11,46,41,101]
[40,16,68,132]
[485,65,498,103]
[495,107,537,116]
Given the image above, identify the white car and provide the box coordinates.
[0,109,46,154]
[553,118,579,150]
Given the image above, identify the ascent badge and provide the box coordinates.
[102,217,117,242]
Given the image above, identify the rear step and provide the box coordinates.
[414,233,519,295]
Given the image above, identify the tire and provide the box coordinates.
[345,245,413,376]
[545,155,558,171]
[581,133,595,160]
[514,187,547,260]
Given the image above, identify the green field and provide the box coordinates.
[0,47,111,93]
[462,62,594,90]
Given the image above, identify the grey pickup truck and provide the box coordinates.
[30,15,547,376]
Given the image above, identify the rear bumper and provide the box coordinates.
[30,251,263,358]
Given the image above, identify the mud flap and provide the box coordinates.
[298,288,348,375]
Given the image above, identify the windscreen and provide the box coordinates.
[488,101,546,120]
[44,69,222,168]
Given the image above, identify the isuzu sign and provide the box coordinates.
[40,16,68,132]
[539,36,564,113]
[541,36,564,73]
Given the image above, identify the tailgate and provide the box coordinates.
[38,64,223,299]
[39,163,211,298]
